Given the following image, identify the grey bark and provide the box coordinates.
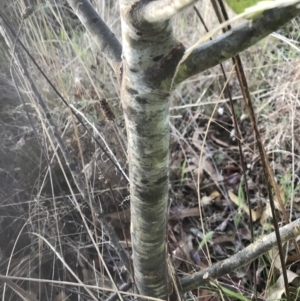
[54,0,300,299]
[174,5,300,85]
[142,0,199,22]
[119,1,181,297]
[180,218,300,291]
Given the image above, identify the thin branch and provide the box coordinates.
[179,218,300,292]
[66,0,122,73]
[174,5,300,85]
[142,0,198,23]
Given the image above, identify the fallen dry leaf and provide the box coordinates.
[266,270,300,301]
[228,190,263,222]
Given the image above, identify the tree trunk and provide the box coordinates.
[119,2,178,297]
[61,0,300,299]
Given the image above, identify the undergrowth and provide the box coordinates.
[1,1,300,301]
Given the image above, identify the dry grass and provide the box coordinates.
[1,0,300,300]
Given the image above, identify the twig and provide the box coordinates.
[179,217,300,292]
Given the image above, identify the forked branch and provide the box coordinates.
[174,5,300,85]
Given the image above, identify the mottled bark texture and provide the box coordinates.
[174,5,300,85]
[119,2,185,298]
[64,0,300,299]
[118,3,300,298]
